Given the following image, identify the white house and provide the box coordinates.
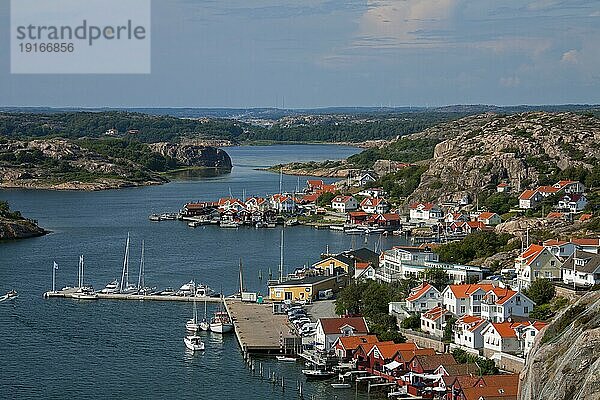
[522,322,548,356]
[331,195,358,213]
[405,283,441,313]
[496,183,510,193]
[553,180,585,194]
[358,187,386,198]
[476,212,502,226]
[409,202,443,221]
[444,212,469,223]
[360,197,389,214]
[558,194,587,214]
[561,250,600,287]
[420,306,450,337]
[480,288,535,322]
[482,321,545,355]
[315,317,369,350]
[441,283,499,317]
[271,194,297,213]
[453,315,488,350]
[519,190,542,209]
[515,244,562,290]
[355,172,378,187]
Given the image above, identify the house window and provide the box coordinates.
[575,259,585,266]
[421,303,426,308]
[524,306,529,313]
[460,305,466,314]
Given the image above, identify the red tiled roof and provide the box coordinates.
[307,179,324,187]
[497,183,508,187]
[519,189,538,200]
[554,180,576,189]
[543,239,568,246]
[538,185,560,194]
[456,315,487,332]
[448,284,497,299]
[370,342,418,359]
[301,193,319,203]
[406,283,435,302]
[422,306,449,321]
[409,202,436,210]
[412,354,457,371]
[546,212,564,219]
[478,212,498,220]
[334,335,379,351]
[518,244,545,265]
[571,238,600,246]
[462,385,518,400]
[318,317,368,334]
[397,348,435,362]
[476,374,519,388]
[332,195,353,203]
[579,214,593,222]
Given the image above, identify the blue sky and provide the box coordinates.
[1,0,599,108]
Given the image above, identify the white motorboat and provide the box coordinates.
[302,369,334,379]
[148,214,161,221]
[178,280,196,296]
[276,356,297,362]
[199,299,210,331]
[100,280,120,294]
[366,228,385,235]
[331,383,351,389]
[195,284,215,297]
[255,221,268,228]
[183,335,205,351]
[72,289,99,300]
[0,290,18,302]
[209,310,233,333]
[220,221,239,228]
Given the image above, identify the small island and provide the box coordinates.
[0,201,47,240]
[0,137,232,191]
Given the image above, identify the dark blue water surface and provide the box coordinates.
[0,145,402,399]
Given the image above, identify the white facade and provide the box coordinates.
[561,250,600,287]
[453,316,487,350]
[409,203,444,221]
[420,307,448,337]
[480,291,534,323]
[558,194,587,214]
[331,196,358,213]
[405,283,441,313]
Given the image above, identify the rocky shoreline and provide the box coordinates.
[0,216,47,240]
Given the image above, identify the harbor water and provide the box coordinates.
[0,144,406,399]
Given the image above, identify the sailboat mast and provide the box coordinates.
[279,229,284,281]
[279,167,283,195]
[120,233,130,292]
[138,240,145,289]
[239,258,245,294]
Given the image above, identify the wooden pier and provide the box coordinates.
[224,299,300,354]
[43,288,224,303]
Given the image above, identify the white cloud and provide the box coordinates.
[561,49,580,64]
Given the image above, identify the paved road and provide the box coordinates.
[306,299,337,320]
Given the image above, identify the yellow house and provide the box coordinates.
[313,255,353,275]
[268,275,347,302]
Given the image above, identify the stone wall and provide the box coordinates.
[400,329,446,353]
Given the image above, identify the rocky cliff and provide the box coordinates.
[0,217,47,240]
[403,112,600,203]
[519,291,600,400]
[148,142,232,170]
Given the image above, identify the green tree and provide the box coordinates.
[422,267,450,291]
[451,348,498,375]
[484,192,518,215]
[443,317,456,343]
[400,314,421,330]
[317,192,337,206]
[525,279,556,305]
[436,231,515,264]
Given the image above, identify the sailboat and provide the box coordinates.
[119,233,138,294]
[209,290,233,334]
[199,299,210,331]
[136,240,156,295]
[72,255,98,300]
[186,297,200,333]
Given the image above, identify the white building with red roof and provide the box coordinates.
[542,239,577,258]
[315,317,369,350]
[515,244,562,289]
[522,321,548,355]
[519,189,542,209]
[453,315,488,350]
[496,182,510,193]
[331,195,358,213]
[420,306,451,337]
[480,287,534,322]
[271,194,297,213]
[481,321,546,355]
[553,180,585,194]
[360,197,389,214]
[409,202,443,221]
[405,283,441,313]
[441,283,499,317]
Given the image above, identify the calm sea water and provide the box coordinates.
[0,145,403,399]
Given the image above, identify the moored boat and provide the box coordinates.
[148,214,161,221]
[209,310,233,333]
[100,279,120,294]
[276,355,297,362]
[186,297,200,333]
[302,369,334,379]
[331,383,351,389]
[184,335,205,351]
[0,290,18,302]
